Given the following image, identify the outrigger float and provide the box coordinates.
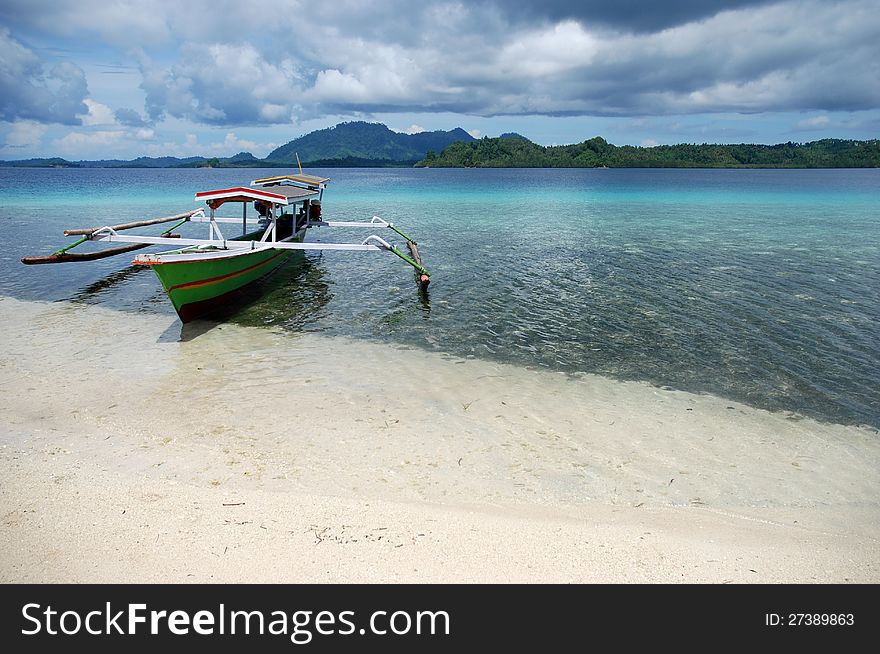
[22,173,431,322]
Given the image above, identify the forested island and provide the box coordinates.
[3,122,878,168]
[416,136,880,168]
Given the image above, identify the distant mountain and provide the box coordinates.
[6,131,877,169]
[267,121,475,164]
[0,157,79,167]
[227,151,258,162]
[77,156,206,168]
[0,122,476,168]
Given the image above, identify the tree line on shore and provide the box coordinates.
[416,136,880,168]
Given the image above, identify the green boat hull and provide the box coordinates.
[141,229,303,322]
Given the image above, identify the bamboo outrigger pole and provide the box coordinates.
[21,210,198,265]
[62,209,201,236]
[383,223,430,289]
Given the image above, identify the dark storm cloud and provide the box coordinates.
[3,1,879,128]
[134,0,880,123]
[435,0,880,117]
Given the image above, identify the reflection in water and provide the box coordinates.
[417,283,431,316]
[67,264,152,305]
[177,253,333,341]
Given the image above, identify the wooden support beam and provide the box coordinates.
[21,235,181,265]
[63,210,199,236]
[406,240,430,289]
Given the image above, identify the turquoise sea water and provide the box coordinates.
[1,167,878,428]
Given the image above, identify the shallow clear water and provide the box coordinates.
[1,167,878,427]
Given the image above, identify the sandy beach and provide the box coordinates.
[1,295,878,583]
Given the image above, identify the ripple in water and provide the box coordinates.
[2,167,878,427]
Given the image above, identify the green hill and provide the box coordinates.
[78,156,206,168]
[0,157,80,167]
[267,121,475,164]
[5,127,876,169]
[417,137,880,168]
[0,122,475,168]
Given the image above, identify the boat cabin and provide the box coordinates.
[194,179,323,242]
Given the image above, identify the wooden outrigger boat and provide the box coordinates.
[22,172,431,322]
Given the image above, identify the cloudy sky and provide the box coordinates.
[1,0,878,159]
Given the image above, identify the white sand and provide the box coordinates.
[1,296,878,582]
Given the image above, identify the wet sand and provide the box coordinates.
[1,296,878,582]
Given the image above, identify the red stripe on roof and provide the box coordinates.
[195,187,287,201]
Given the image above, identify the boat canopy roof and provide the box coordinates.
[251,173,330,190]
[195,185,317,209]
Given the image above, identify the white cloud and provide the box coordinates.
[467,128,481,138]
[5,120,48,147]
[0,28,89,124]
[391,124,426,134]
[5,2,880,124]
[311,69,370,103]
[140,43,305,125]
[258,104,291,123]
[221,132,259,152]
[298,1,880,118]
[138,131,276,158]
[640,138,660,147]
[498,21,598,78]
[80,99,117,126]
[54,130,125,151]
[0,0,171,47]
[796,115,831,129]
[306,41,419,109]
